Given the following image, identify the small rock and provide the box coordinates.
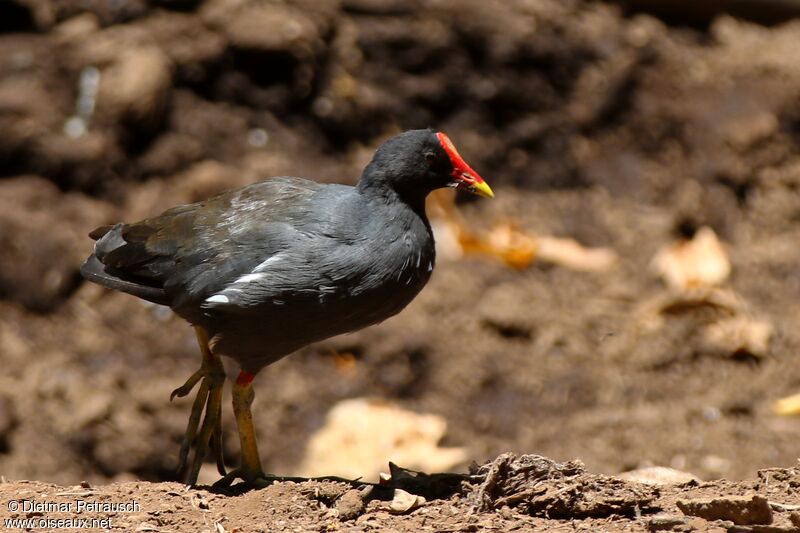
[677,494,772,526]
[647,513,689,531]
[335,489,365,521]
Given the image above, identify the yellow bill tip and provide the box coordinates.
[473,180,495,199]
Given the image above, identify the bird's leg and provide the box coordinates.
[232,372,265,481]
[171,326,227,485]
[213,371,269,488]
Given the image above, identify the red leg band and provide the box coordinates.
[236,371,256,386]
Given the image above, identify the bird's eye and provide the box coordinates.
[424,152,436,165]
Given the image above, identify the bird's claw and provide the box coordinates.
[212,467,272,489]
[174,359,227,485]
[170,369,204,401]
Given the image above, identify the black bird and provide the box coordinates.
[80,129,494,487]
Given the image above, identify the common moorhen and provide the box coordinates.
[80,129,493,487]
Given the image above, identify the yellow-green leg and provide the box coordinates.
[171,326,226,485]
[213,371,269,487]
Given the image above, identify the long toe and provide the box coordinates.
[212,399,226,476]
[176,379,210,475]
[211,466,271,489]
[171,369,204,401]
[185,375,225,485]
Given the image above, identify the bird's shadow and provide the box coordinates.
[201,462,470,504]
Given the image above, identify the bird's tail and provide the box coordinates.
[80,224,171,306]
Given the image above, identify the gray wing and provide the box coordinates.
[81,177,329,312]
[198,183,369,314]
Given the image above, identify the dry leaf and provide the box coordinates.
[618,466,699,486]
[479,222,538,269]
[652,227,731,291]
[428,191,468,261]
[773,392,800,416]
[430,219,465,261]
[295,398,468,481]
[428,190,615,271]
[389,489,426,514]
[701,316,772,358]
[536,235,617,272]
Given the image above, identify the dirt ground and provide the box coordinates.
[3,0,800,531]
[1,455,800,532]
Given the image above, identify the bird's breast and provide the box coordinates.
[315,227,435,326]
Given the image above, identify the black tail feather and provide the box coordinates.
[88,225,114,240]
[80,255,170,306]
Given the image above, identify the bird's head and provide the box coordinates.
[359,129,494,201]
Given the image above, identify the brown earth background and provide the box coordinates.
[2,0,800,531]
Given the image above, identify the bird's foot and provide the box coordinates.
[212,470,370,490]
[172,355,227,485]
[212,466,274,489]
[170,368,203,401]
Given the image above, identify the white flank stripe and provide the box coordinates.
[229,254,284,286]
[253,254,285,272]
[235,272,266,284]
[206,294,230,304]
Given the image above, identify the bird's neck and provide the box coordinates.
[356,168,429,215]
